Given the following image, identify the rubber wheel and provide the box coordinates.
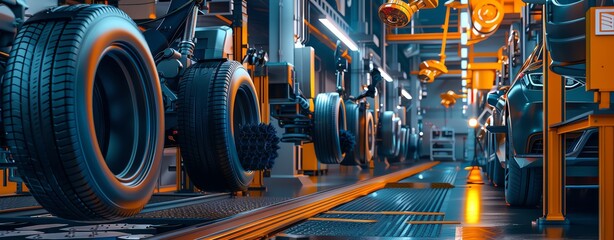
[341,101,360,166]
[392,117,402,157]
[487,160,494,182]
[492,158,505,187]
[177,60,260,192]
[403,128,411,159]
[2,5,164,221]
[0,55,5,78]
[379,111,396,157]
[389,127,408,163]
[314,92,346,164]
[407,132,418,161]
[504,128,542,206]
[358,109,375,166]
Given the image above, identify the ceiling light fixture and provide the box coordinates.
[319,18,359,51]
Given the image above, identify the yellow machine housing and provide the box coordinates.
[418,60,448,83]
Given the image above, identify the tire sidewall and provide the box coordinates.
[380,111,395,156]
[226,65,258,187]
[74,14,163,207]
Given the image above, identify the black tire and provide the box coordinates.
[389,127,408,163]
[341,101,360,166]
[2,5,164,221]
[407,132,418,161]
[314,92,346,164]
[358,109,375,166]
[487,160,494,182]
[379,111,396,157]
[504,118,541,206]
[403,127,411,158]
[392,117,402,157]
[0,55,5,77]
[492,158,505,187]
[177,60,260,192]
[505,155,542,207]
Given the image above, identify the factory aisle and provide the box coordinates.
[277,162,599,239]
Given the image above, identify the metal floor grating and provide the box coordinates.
[134,196,291,220]
[0,195,39,210]
[398,164,458,184]
[283,187,451,238]
[0,194,202,211]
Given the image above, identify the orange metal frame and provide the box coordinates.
[540,7,614,240]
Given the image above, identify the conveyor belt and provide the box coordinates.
[0,162,443,239]
[151,161,440,239]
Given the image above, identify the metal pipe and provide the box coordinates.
[439,5,451,65]
[178,5,198,67]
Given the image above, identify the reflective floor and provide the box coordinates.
[0,160,598,239]
[441,162,599,239]
[268,161,599,239]
[254,159,422,198]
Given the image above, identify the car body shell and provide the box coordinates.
[491,45,599,177]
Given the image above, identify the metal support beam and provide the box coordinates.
[387,32,462,44]
[268,0,300,177]
[538,29,567,224]
[599,125,614,240]
[232,0,247,61]
[550,114,614,239]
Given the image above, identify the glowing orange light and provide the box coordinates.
[466,166,484,184]
[465,186,481,224]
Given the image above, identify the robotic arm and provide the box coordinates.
[354,68,383,101]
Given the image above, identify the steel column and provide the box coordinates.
[599,126,614,239]
[539,11,567,223]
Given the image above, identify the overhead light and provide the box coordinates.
[460,11,470,28]
[461,60,468,69]
[378,67,393,82]
[468,118,478,128]
[319,18,359,51]
[401,89,412,100]
[462,70,467,78]
[461,80,467,86]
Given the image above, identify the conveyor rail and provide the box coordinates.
[151,161,440,239]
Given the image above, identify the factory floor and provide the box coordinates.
[268,160,599,239]
[0,160,600,239]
